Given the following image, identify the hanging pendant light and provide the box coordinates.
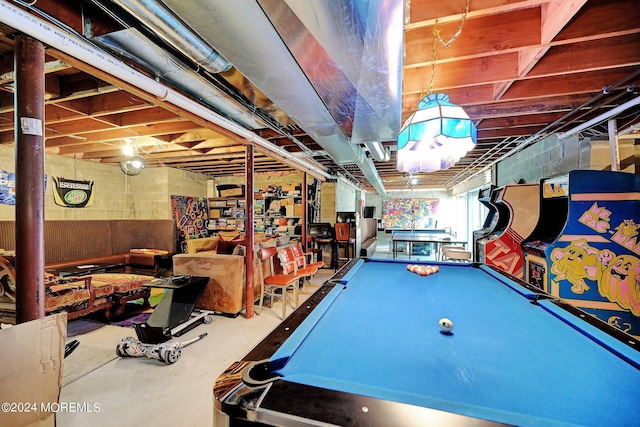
[397,93,477,173]
[397,0,474,174]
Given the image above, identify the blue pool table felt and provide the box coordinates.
[271,259,640,427]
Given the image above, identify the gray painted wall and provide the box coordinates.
[496,134,591,186]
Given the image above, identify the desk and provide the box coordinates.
[391,230,466,259]
[214,259,640,427]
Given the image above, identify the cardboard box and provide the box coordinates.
[0,313,66,427]
[216,184,245,198]
[294,204,303,217]
[285,205,295,217]
[219,187,244,197]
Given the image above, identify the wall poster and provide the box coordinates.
[171,195,209,253]
[0,169,48,205]
[52,177,94,208]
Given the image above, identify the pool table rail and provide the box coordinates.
[215,375,509,427]
[214,259,640,427]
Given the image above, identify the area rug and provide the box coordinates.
[67,319,106,337]
[62,344,118,386]
[112,311,151,327]
[75,288,165,329]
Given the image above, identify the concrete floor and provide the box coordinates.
[57,243,437,426]
[58,270,333,427]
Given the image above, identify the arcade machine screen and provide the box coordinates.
[473,186,498,262]
[475,187,511,264]
[522,174,569,290]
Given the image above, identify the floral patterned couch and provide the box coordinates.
[0,254,154,323]
[0,219,176,324]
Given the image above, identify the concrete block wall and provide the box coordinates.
[590,139,637,172]
[135,167,208,219]
[317,178,360,224]
[0,145,208,220]
[496,134,591,186]
[319,181,336,224]
[335,178,357,213]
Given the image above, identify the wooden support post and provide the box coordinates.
[14,35,46,323]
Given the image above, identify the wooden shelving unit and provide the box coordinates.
[208,198,245,233]
[208,183,304,237]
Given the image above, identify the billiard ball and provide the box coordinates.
[439,317,453,334]
[407,264,413,271]
[420,269,427,276]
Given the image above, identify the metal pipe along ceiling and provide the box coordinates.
[110,0,232,74]
[0,0,331,180]
[364,141,391,162]
[556,95,640,139]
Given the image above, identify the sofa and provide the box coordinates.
[0,220,176,323]
[360,218,378,258]
[173,234,293,316]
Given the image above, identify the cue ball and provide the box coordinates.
[439,318,453,334]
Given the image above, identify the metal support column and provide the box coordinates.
[301,173,307,253]
[608,119,620,171]
[14,35,46,323]
[245,145,255,318]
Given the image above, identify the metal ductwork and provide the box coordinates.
[110,0,232,74]
[364,141,391,162]
[91,27,263,129]
[162,0,402,194]
[0,0,330,181]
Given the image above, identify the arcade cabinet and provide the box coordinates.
[524,170,640,337]
[476,183,540,279]
[522,174,570,290]
[472,185,498,262]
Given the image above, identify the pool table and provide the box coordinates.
[214,259,640,427]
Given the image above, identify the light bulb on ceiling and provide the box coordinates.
[122,139,135,157]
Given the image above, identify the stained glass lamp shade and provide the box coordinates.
[397,93,477,173]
